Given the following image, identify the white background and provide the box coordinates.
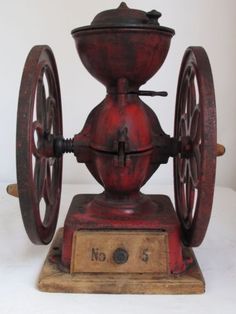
[0,0,235,188]
[0,2,236,313]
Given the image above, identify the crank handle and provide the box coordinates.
[129,90,168,97]
[217,143,225,157]
[6,183,18,198]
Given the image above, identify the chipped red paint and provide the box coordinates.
[60,3,187,273]
[16,3,217,275]
[61,194,186,274]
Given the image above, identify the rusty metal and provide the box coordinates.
[72,2,174,34]
[15,3,222,277]
[16,46,63,244]
[129,90,168,97]
[174,47,217,247]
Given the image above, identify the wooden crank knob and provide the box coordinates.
[216,143,225,157]
[6,183,19,198]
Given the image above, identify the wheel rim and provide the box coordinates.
[16,46,63,244]
[174,47,216,247]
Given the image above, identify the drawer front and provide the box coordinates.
[70,230,169,274]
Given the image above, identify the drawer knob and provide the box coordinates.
[113,248,129,264]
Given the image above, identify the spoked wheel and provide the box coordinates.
[174,47,216,247]
[16,46,63,244]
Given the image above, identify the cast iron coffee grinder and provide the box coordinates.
[13,3,225,293]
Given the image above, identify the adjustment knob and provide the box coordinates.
[113,248,129,264]
[146,10,162,25]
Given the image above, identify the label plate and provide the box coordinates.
[70,230,169,274]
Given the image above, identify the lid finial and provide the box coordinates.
[118,2,129,9]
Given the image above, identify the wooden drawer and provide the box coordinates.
[70,230,169,274]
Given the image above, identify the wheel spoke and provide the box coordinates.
[186,79,192,130]
[185,167,195,219]
[189,155,199,187]
[32,121,43,158]
[45,96,55,133]
[34,157,46,202]
[189,71,197,114]
[178,157,187,183]
[180,114,188,138]
[191,145,201,187]
[178,181,188,221]
[43,160,52,201]
[36,76,47,128]
[190,105,200,141]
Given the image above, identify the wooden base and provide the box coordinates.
[38,228,205,294]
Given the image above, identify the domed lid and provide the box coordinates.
[71,2,174,35]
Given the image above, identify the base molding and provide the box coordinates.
[38,228,205,294]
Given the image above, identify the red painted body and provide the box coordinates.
[73,29,172,91]
[74,93,169,191]
[60,3,188,273]
[16,3,217,277]
[62,194,186,274]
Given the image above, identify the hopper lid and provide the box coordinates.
[71,2,174,35]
